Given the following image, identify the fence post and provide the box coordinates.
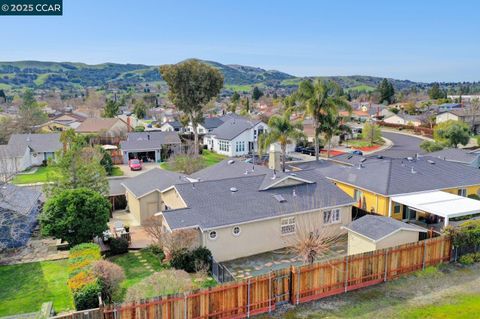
[247,279,251,318]
[422,240,427,270]
[383,249,388,282]
[184,292,188,319]
[296,268,300,305]
[344,256,349,293]
[268,272,272,313]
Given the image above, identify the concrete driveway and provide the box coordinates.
[116,162,159,177]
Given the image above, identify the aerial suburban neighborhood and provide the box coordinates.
[1,1,480,319]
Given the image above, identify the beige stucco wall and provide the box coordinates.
[347,232,376,255]
[203,205,352,262]
[126,190,163,225]
[347,230,421,255]
[162,188,187,209]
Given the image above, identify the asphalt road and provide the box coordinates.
[375,131,426,158]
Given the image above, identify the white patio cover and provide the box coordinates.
[391,191,480,225]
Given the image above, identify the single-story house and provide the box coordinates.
[75,118,131,143]
[383,113,422,127]
[436,108,480,134]
[204,114,268,157]
[293,155,480,228]
[160,120,184,133]
[0,184,42,250]
[0,133,62,179]
[119,131,181,164]
[343,215,427,255]
[159,168,355,262]
[39,113,87,132]
[121,168,188,225]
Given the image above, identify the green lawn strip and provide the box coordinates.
[11,166,60,184]
[111,166,124,176]
[0,259,73,316]
[398,294,480,319]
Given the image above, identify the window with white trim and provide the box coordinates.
[219,140,230,152]
[235,141,245,153]
[281,217,296,235]
[323,209,341,224]
[208,231,217,240]
[458,188,467,197]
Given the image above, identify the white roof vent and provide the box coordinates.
[228,160,235,165]
[427,160,435,164]
[411,167,417,174]
[230,187,238,193]
[273,194,287,202]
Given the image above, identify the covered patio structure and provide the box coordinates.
[391,191,480,228]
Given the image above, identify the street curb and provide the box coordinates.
[381,128,433,141]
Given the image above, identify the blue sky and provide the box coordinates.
[1,0,479,82]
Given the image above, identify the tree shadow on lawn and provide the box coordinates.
[0,260,73,316]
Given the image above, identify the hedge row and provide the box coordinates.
[68,243,102,310]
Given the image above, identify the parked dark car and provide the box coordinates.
[295,146,306,153]
[351,150,363,156]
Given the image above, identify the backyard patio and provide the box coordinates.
[221,236,348,280]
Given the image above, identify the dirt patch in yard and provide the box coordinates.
[260,263,480,318]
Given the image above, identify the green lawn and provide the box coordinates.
[111,166,124,176]
[110,249,216,302]
[0,259,73,316]
[224,84,254,92]
[11,166,60,184]
[160,150,226,172]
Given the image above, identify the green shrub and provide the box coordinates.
[109,237,129,255]
[73,281,101,310]
[468,194,480,200]
[148,244,165,259]
[170,247,212,273]
[459,254,475,265]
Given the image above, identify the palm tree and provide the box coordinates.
[322,112,351,158]
[296,80,351,161]
[264,110,305,172]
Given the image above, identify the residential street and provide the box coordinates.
[374,131,427,158]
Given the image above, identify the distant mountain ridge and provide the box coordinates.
[0,59,447,93]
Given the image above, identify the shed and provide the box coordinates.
[342,215,427,255]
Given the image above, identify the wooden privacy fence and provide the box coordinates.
[53,236,451,319]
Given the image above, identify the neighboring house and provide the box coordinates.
[431,103,462,113]
[75,118,130,141]
[119,131,181,164]
[39,113,87,132]
[383,113,422,127]
[204,114,268,157]
[0,133,62,179]
[436,108,480,134]
[425,148,480,168]
[293,156,480,226]
[160,168,354,262]
[160,120,184,133]
[343,215,426,255]
[0,184,42,250]
[121,168,188,225]
[186,117,225,135]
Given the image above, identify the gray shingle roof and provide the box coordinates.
[343,215,426,241]
[122,168,187,198]
[120,131,181,151]
[162,170,355,230]
[6,133,62,157]
[201,117,224,130]
[426,148,479,164]
[109,178,127,196]
[310,156,480,196]
[191,159,273,181]
[208,117,261,140]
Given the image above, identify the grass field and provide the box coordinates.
[262,263,480,319]
[0,259,73,316]
[111,166,124,176]
[224,84,254,92]
[11,166,60,184]
[346,84,376,92]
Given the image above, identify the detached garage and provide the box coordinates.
[343,215,427,255]
[120,131,181,164]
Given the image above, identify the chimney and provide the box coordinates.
[127,116,131,132]
[411,167,416,174]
